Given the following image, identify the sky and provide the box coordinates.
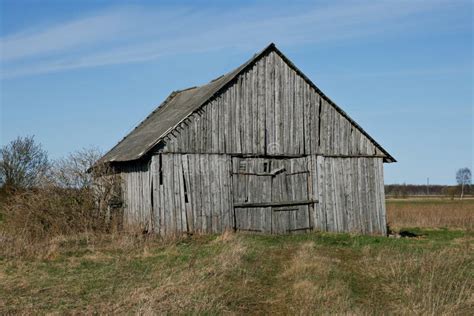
[0,0,472,185]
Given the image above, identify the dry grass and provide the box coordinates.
[275,241,353,314]
[1,199,473,314]
[0,232,265,314]
[387,198,474,230]
[1,229,472,314]
[360,244,473,314]
[119,232,251,314]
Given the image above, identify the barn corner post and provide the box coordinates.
[96,43,395,237]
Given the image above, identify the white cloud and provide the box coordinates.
[0,0,465,78]
[1,9,130,61]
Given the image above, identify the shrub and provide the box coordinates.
[0,147,122,257]
[2,186,102,240]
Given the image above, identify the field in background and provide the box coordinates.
[0,199,473,314]
[387,198,474,230]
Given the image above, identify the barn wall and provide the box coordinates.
[161,51,386,158]
[118,154,233,235]
[119,162,152,230]
[314,156,386,235]
[118,154,387,236]
[149,153,234,235]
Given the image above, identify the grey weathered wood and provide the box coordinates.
[378,158,387,235]
[161,155,172,233]
[150,156,158,233]
[160,51,390,162]
[201,154,211,233]
[181,155,193,232]
[158,156,166,235]
[234,199,318,208]
[193,154,203,232]
[119,155,387,236]
[114,47,392,237]
[173,154,183,232]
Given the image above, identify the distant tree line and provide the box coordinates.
[385,184,471,198]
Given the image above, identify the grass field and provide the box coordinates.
[387,198,474,230]
[0,199,473,314]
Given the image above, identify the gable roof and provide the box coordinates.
[99,43,395,164]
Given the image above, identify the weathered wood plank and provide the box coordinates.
[200,154,211,233]
[150,156,159,234]
[378,158,387,235]
[193,154,203,232]
[234,199,318,208]
[181,155,193,232]
[210,154,221,233]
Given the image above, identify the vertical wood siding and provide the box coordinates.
[119,155,386,236]
[147,153,233,235]
[120,163,152,230]
[161,51,385,158]
[314,157,386,235]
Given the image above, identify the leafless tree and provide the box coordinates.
[53,146,122,221]
[456,168,471,200]
[0,136,49,189]
[53,147,103,189]
[52,147,123,229]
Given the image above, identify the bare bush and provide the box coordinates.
[52,147,123,228]
[0,147,123,257]
[0,135,49,189]
[53,147,102,189]
[2,187,99,239]
[91,162,123,231]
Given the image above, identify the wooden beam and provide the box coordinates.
[232,167,285,177]
[234,199,318,208]
[288,227,312,232]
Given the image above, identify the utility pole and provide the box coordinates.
[427,177,430,196]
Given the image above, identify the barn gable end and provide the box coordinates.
[100,43,394,164]
[159,48,392,160]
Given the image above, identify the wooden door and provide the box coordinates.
[232,158,272,233]
[232,157,313,234]
[271,158,312,234]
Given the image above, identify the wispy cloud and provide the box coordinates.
[1,9,128,61]
[0,0,465,78]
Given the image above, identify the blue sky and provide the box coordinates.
[0,0,472,184]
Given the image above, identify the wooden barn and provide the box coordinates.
[98,43,395,236]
